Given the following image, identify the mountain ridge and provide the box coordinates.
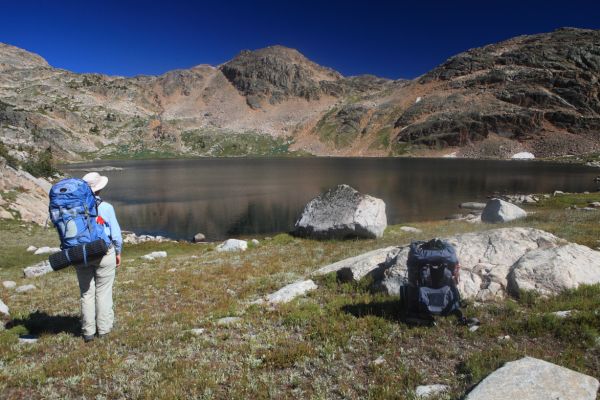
[0,27,599,162]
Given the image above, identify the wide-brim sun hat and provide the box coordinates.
[82,172,108,192]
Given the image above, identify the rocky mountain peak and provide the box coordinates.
[0,43,49,71]
[219,45,343,108]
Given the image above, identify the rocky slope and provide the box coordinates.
[0,27,599,163]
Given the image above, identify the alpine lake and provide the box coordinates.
[62,157,600,240]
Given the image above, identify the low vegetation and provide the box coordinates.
[182,130,296,157]
[1,193,599,398]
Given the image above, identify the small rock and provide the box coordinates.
[469,325,479,332]
[400,226,422,233]
[553,190,565,196]
[372,356,385,366]
[192,233,206,243]
[481,199,527,223]
[216,239,248,252]
[551,310,574,318]
[33,246,60,255]
[18,335,38,344]
[497,335,511,341]
[415,384,449,398]
[0,299,9,316]
[266,280,318,304]
[26,245,37,252]
[251,239,260,245]
[23,261,53,278]
[141,251,167,261]
[190,328,205,335]
[2,281,16,289]
[589,202,600,208]
[216,317,241,326]
[167,268,177,273]
[459,202,487,210]
[511,152,535,160]
[16,284,37,293]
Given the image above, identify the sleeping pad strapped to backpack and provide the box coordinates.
[48,178,111,271]
[403,238,461,317]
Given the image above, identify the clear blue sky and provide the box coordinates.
[1,0,599,79]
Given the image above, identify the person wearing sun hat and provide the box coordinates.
[76,171,123,342]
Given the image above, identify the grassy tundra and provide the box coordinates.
[1,193,599,399]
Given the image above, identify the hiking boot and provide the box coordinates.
[83,334,95,343]
[97,331,110,339]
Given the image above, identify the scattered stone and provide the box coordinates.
[190,328,205,335]
[589,202,600,208]
[399,226,422,233]
[511,152,535,159]
[553,190,565,196]
[26,245,37,252]
[33,246,60,255]
[123,231,174,244]
[2,281,16,289]
[551,310,574,318]
[266,280,318,304]
[314,246,401,282]
[372,356,386,366]
[469,325,480,332]
[251,239,260,245]
[0,299,9,316]
[192,233,206,243]
[481,199,527,223]
[415,384,449,398]
[459,202,487,210]
[216,239,248,252]
[18,335,38,344]
[497,335,511,341]
[508,243,600,296]
[293,184,387,239]
[23,260,53,278]
[167,268,177,273]
[141,251,167,261]
[16,284,36,293]
[216,317,241,326]
[464,356,599,400]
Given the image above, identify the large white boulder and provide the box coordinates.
[23,260,53,278]
[293,184,387,239]
[266,280,318,304]
[508,244,600,296]
[481,199,527,223]
[216,239,248,252]
[465,357,599,400]
[313,246,401,282]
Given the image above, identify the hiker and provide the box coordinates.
[75,172,123,342]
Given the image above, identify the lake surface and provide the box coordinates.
[63,158,600,240]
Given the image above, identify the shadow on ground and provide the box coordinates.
[6,311,81,336]
[341,300,404,322]
[342,300,441,327]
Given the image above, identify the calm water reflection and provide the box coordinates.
[63,158,600,240]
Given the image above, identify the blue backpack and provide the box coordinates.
[49,178,110,250]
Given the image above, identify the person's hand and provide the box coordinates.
[116,254,121,267]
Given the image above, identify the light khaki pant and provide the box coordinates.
[75,246,116,336]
